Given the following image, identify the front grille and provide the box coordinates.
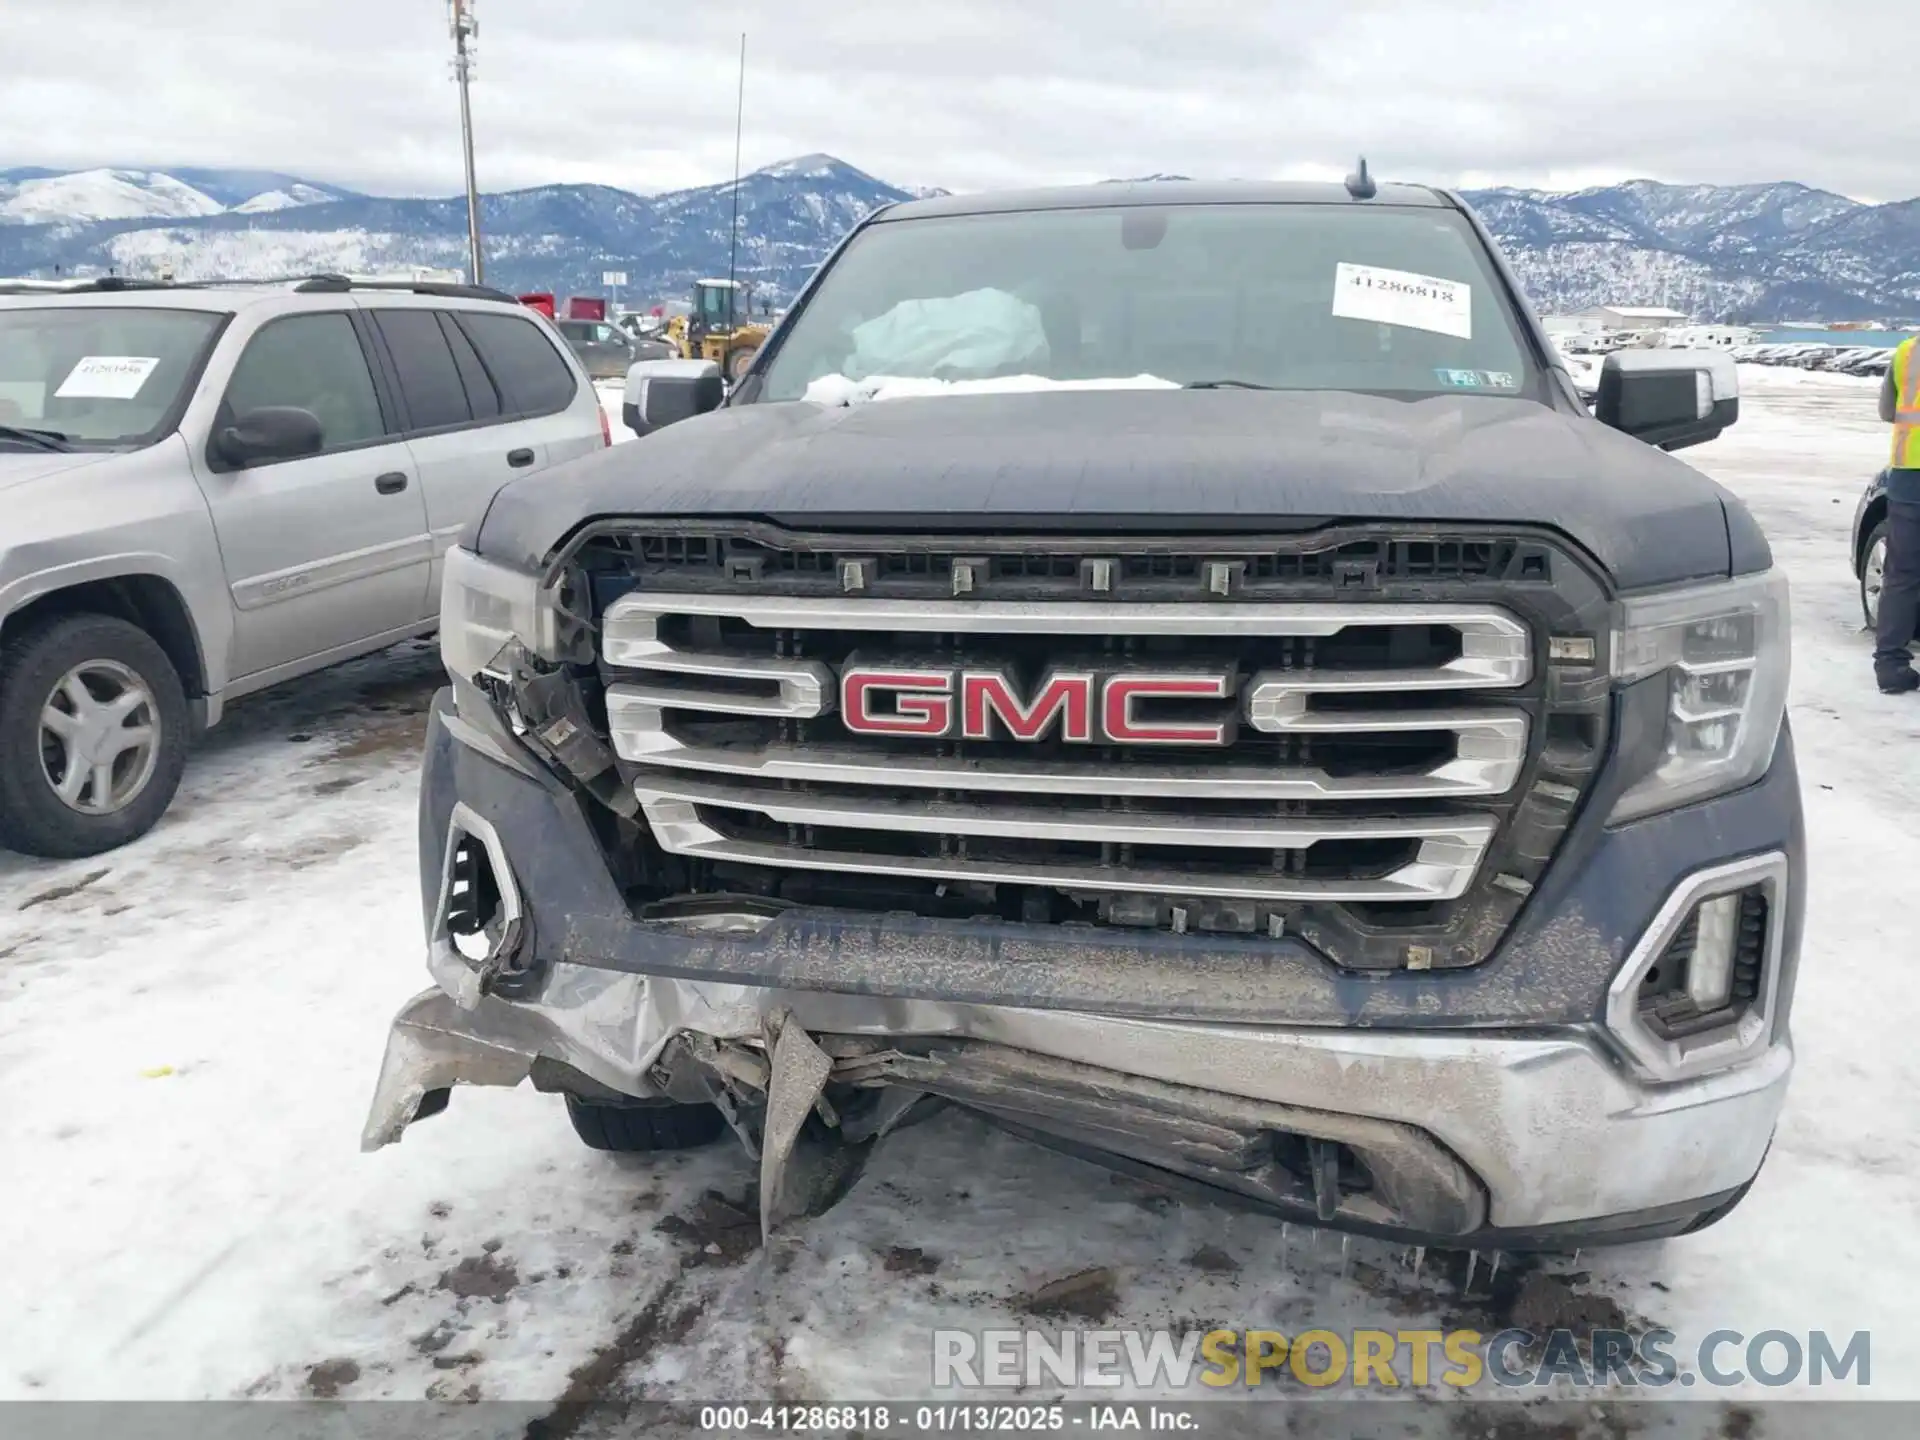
[577,524,1612,970]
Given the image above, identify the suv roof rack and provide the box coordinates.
[0,273,521,304]
[292,273,522,303]
[0,276,181,294]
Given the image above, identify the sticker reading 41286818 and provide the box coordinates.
[1331,263,1472,340]
[55,355,161,400]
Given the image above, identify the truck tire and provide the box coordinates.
[0,613,190,858]
[565,1095,728,1153]
[1861,519,1887,628]
[727,346,757,382]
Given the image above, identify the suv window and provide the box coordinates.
[438,313,502,421]
[372,309,472,432]
[758,203,1537,402]
[0,305,224,448]
[223,311,385,453]
[457,312,578,417]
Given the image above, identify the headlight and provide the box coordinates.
[439,546,564,683]
[1608,568,1790,824]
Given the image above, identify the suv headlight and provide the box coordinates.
[440,546,564,683]
[1608,568,1790,824]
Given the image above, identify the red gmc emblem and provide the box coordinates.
[839,666,1234,746]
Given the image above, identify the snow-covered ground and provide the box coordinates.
[1,368,1912,1434]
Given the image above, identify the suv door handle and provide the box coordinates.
[507,448,536,468]
[374,471,409,494]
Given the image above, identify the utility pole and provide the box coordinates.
[450,0,484,285]
[726,33,746,336]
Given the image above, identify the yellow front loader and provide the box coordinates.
[668,278,771,380]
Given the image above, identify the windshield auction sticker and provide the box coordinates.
[55,355,160,400]
[1332,263,1473,339]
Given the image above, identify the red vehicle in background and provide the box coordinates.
[517,292,556,318]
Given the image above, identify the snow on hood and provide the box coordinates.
[803,372,1180,406]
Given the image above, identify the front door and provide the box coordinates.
[192,310,431,682]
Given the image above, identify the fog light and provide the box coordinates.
[1607,853,1788,1083]
[1684,893,1740,1010]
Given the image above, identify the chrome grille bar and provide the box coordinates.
[600,605,832,714]
[639,796,1494,903]
[637,775,1498,851]
[604,593,1532,667]
[605,691,1528,800]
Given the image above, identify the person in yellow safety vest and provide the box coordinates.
[1875,334,1920,693]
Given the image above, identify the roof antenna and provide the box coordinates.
[1345,156,1377,201]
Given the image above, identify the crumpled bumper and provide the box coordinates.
[363,954,1790,1248]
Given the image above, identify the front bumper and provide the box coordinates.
[364,689,1804,1248]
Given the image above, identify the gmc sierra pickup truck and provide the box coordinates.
[362,178,1801,1254]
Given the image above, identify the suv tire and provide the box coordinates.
[565,1095,728,1153]
[0,613,190,858]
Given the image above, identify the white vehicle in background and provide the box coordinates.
[0,275,609,858]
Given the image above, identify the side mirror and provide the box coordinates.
[623,358,724,437]
[1595,350,1739,451]
[216,406,324,466]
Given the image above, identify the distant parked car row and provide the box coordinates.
[1732,342,1894,377]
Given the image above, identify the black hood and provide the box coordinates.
[476,388,1749,590]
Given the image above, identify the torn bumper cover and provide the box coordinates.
[363,956,1789,1248]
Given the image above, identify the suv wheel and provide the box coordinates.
[1862,520,1888,628]
[565,1095,728,1152]
[0,614,190,858]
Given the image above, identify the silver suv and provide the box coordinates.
[0,276,610,858]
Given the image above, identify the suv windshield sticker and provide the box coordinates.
[55,355,161,400]
[1331,262,1473,340]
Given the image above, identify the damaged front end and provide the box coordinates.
[363,964,1486,1244]
[365,536,1797,1253]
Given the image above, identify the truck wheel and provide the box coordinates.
[565,1095,727,1152]
[727,346,757,382]
[0,614,189,858]
[1860,520,1887,629]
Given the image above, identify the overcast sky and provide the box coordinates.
[7,0,1917,202]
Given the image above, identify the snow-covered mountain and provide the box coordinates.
[1457,179,1917,320]
[0,166,357,228]
[4,158,1919,321]
[0,155,912,304]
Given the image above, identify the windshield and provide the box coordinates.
[0,305,223,447]
[697,286,738,323]
[758,203,1537,402]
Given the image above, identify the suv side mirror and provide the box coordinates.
[1595,350,1739,451]
[623,358,723,436]
[216,406,325,466]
